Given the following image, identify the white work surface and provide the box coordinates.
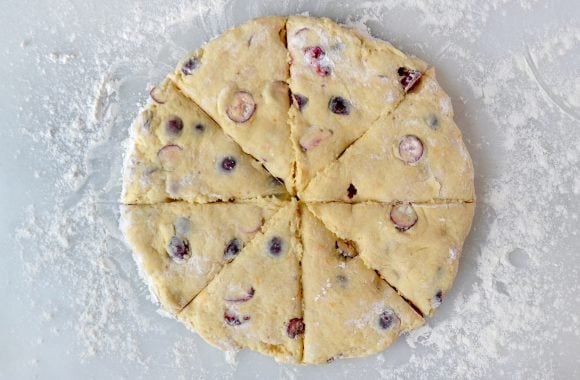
[1,1,579,379]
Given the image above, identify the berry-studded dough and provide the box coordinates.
[301,69,475,203]
[120,200,281,313]
[170,16,294,192]
[122,79,285,204]
[178,201,303,363]
[121,16,476,364]
[301,206,423,363]
[308,202,475,316]
[287,16,427,191]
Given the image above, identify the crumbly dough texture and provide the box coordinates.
[121,15,476,364]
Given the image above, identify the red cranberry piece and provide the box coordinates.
[165,117,184,136]
[181,57,200,75]
[268,236,283,256]
[432,290,443,309]
[378,308,398,330]
[220,156,237,172]
[166,236,190,263]
[305,46,325,61]
[149,86,165,104]
[224,287,255,303]
[304,46,331,77]
[292,93,309,111]
[328,96,351,115]
[286,318,305,339]
[157,144,183,171]
[347,183,357,199]
[224,310,250,326]
[226,91,256,123]
[390,203,418,232]
[335,240,357,259]
[398,67,422,92]
[224,238,242,262]
[398,135,424,164]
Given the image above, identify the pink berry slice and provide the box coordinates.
[224,287,255,303]
[157,144,183,171]
[226,91,256,123]
[398,135,424,164]
[390,203,418,232]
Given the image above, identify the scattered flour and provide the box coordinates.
[9,0,580,379]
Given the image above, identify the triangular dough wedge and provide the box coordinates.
[122,78,285,204]
[170,16,294,192]
[301,206,423,364]
[120,199,281,314]
[302,69,475,202]
[179,201,303,363]
[308,202,475,316]
[287,16,427,191]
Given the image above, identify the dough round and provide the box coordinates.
[121,15,475,364]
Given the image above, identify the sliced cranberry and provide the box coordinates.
[220,156,237,172]
[166,236,190,262]
[181,57,200,75]
[347,183,357,199]
[149,86,165,104]
[432,290,443,308]
[294,27,310,36]
[224,287,255,303]
[268,236,283,256]
[398,67,422,92]
[165,117,183,136]
[378,308,398,330]
[157,144,183,171]
[224,310,250,326]
[335,240,357,259]
[390,203,418,232]
[226,91,256,123]
[286,318,305,339]
[299,128,333,152]
[224,238,242,262]
[328,96,351,115]
[292,93,309,111]
[398,135,424,164]
[194,123,205,133]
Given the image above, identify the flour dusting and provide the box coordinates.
[8,0,580,379]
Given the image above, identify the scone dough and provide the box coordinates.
[122,78,284,204]
[170,16,294,192]
[178,201,303,363]
[121,15,476,364]
[301,206,423,363]
[287,16,427,191]
[308,202,475,316]
[120,200,281,313]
